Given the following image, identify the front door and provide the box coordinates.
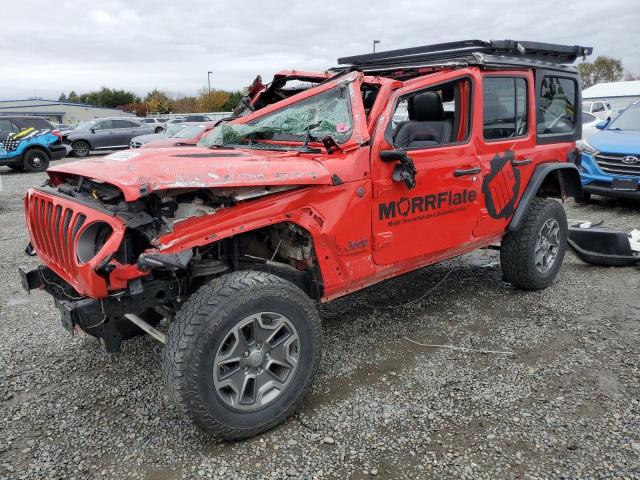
[371,72,484,266]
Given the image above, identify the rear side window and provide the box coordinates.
[483,77,528,140]
[30,118,52,129]
[537,76,577,135]
[0,119,17,135]
[113,120,138,128]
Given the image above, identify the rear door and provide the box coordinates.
[472,71,536,238]
[111,119,139,146]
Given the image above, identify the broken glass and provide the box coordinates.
[200,85,353,149]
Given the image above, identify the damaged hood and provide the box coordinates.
[48,147,333,201]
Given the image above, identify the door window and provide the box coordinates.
[390,77,471,149]
[113,119,138,128]
[482,77,528,140]
[95,120,114,130]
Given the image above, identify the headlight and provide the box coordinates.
[576,139,599,156]
[77,222,113,264]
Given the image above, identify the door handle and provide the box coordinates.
[454,166,481,177]
[511,158,532,166]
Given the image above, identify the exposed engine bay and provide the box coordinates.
[37,173,323,308]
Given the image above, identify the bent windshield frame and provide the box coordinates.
[199,84,354,149]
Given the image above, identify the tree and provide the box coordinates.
[172,96,198,113]
[624,72,640,81]
[578,56,624,88]
[58,93,67,102]
[196,88,230,112]
[67,91,79,103]
[145,89,172,114]
[222,91,243,111]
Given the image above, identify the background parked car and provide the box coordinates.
[140,122,216,148]
[129,123,189,148]
[64,117,155,157]
[582,100,612,121]
[140,117,167,133]
[582,111,599,139]
[578,100,640,201]
[0,116,66,171]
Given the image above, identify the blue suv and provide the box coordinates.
[0,116,66,172]
[578,101,640,201]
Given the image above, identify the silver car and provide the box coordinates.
[140,117,167,133]
[129,123,189,148]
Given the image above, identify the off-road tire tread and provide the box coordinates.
[163,270,321,440]
[500,197,567,290]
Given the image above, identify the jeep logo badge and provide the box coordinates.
[622,156,640,165]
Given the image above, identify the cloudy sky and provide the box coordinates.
[1,0,638,100]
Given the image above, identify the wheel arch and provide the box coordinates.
[21,144,51,161]
[71,137,93,150]
[508,163,581,233]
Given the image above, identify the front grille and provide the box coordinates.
[24,188,126,298]
[595,153,640,177]
[26,194,86,278]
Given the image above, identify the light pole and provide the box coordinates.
[372,40,380,53]
[207,71,213,95]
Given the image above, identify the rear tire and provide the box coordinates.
[155,126,164,133]
[500,197,567,290]
[72,140,90,158]
[23,149,50,172]
[163,271,322,440]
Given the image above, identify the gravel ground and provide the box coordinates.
[1,162,639,480]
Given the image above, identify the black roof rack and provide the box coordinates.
[337,40,592,72]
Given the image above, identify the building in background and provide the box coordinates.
[582,80,640,115]
[0,99,133,125]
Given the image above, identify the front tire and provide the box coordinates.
[72,140,91,158]
[23,149,50,172]
[163,271,322,440]
[500,197,567,290]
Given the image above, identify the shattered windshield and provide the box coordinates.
[199,85,353,149]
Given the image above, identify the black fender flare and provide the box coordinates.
[507,163,582,233]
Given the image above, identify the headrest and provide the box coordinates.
[409,92,445,122]
[441,85,455,103]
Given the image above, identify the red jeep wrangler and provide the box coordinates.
[20,40,591,439]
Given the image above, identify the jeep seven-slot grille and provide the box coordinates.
[595,153,640,177]
[27,194,86,278]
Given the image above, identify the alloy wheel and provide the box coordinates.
[535,218,560,273]
[213,312,300,411]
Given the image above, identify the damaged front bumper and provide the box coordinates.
[19,265,181,352]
